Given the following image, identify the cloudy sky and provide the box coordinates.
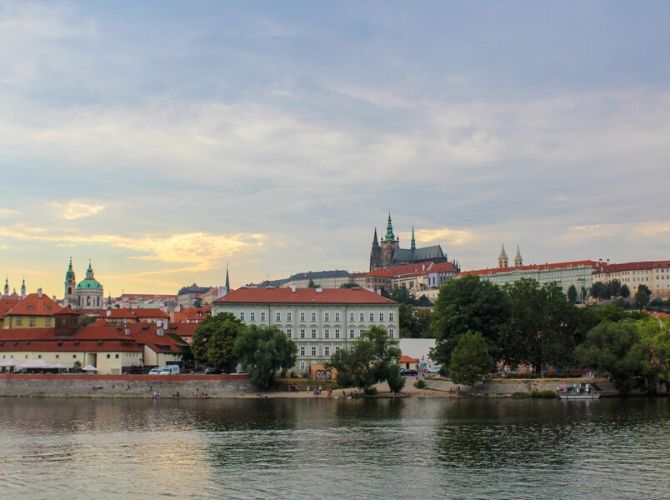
[1,1,669,296]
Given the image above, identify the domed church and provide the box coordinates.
[64,258,104,310]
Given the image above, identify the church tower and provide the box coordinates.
[20,278,26,298]
[380,213,400,268]
[3,278,8,296]
[514,245,523,267]
[64,257,77,306]
[369,228,382,270]
[498,245,509,268]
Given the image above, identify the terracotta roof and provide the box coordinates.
[172,307,211,322]
[214,287,397,305]
[0,296,21,319]
[461,260,603,277]
[387,261,459,278]
[596,260,670,273]
[168,322,198,337]
[100,308,169,320]
[399,355,419,363]
[5,293,63,317]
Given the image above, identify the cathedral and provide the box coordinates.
[64,258,105,310]
[369,214,450,271]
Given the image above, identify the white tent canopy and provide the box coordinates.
[0,359,18,367]
[18,359,53,370]
[82,364,98,372]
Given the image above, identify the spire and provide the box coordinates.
[514,245,523,267]
[385,212,396,241]
[20,278,26,298]
[3,277,8,296]
[411,226,416,252]
[498,245,509,268]
[225,265,230,291]
[372,227,379,247]
[86,259,94,280]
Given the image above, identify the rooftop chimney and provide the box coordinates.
[290,286,296,293]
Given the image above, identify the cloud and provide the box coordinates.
[0,208,20,218]
[411,227,475,246]
[52,200,106,220]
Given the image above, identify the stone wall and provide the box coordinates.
[0,374,254,398]
[424,377,619,396]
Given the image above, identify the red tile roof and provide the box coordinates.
[100,308,169,320]
[0,296,21,319]
[172,307,211,323]
[5,293,63,317]
[597,260,670,273]
[461,260,603,277]
[168,322,198,338]
[214,287,397,305]
[399,355,419,363]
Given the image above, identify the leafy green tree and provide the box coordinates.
[609,279,622,298]
[386,364,406,393]
[633,319,670,393]
[567,285,578,304]
[390,285,416,305]
[576,320,644,395]
[327,326,401,394]
[234,325,297,389]
[431,276,510,367]
[340,282,359,289]
[192,313,245,372]
[399,304,434,338]
[449,331,493,385]
[500,280,579,374]
[620,284,631,299]
[307,278,319,288]
[635,285,651,309]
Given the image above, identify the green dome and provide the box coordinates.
[76,279,103,290]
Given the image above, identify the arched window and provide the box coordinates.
[87,296,91,306]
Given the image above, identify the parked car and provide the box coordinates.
[148,368,161,375]
[204,367,221,374]
[158,365,180,375]
[426,365,442,375]
[400,368,418,376]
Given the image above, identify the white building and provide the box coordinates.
[212,287,400,374]
[594,260,670,299]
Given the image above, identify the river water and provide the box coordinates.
[0,397,668,498]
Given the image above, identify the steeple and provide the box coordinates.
[514,245,523,267]
[20,278,26,298]
[498,245,509,268]
[384,213,396,242]
[86,259,95,280]
[225,265,231,291]
[372,227,379,247]
[3,277,8,296]
[411,226,416,252]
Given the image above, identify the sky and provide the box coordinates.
[1,0,669,297]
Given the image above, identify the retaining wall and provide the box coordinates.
[0,374,254,398]
[424,377,620,396]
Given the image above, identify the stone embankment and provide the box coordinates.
[423,377,619,396]
[0,374,254,398]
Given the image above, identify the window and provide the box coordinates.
[300,312,305,322]
[311,312,316,322]
[389,328,395,338]
[311,329,317,339]
[335,346,340,352]
[260,312,266,321]
[335,329,340,339]
[286,329,292,338]
[349,329,354,339]
[250,312,255,321]
[73,354,77,359]
[360,313,364,322]
[16,318,22,326]
[300,361,306,370]
[300,329,305,339]
[311,346,317,356]
[45,318,52,327]
[325,346,330,356]
[115,354,119,359]
[287,312,292,321]
[370,313,374,322]
[379,313,384,322]
[276,312,281,321]
[325,329,330,339]
[389,313,394,321]
[38,354,42,359]
[300,346,305,356]
[29,317,36,326]
[324,312,330,322]
[55,355,59,359]
[106,354,111,359]
[240,312,245,321]
[335,313,340,321]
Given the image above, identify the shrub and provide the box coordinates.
[414,379,427,389]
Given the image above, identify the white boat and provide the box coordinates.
[557,383,600,400]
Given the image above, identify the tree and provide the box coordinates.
[609,279,622,298]
[575,320,643,395]
[192,313,245,373]
[327,326,401,394]
[633,319,670,393]
[234,325,297,389]
[399,304,433,338]
[567,285,578,304]
[340,282,359,289]
[448,331,493,385]
[390,285,416,305]
[307,278,319,288]
[386,364,406,393]
[635,285,651,309]
[431,276,510,368]
[620,284,631,299]
[499,280,580,374]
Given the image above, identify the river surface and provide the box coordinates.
[0,397,668,498]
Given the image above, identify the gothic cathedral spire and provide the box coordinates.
[411,226,416,252]
[225,265,231,291]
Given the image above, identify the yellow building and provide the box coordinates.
[3,291,62,329]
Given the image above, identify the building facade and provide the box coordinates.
[212,288,400,374]
[593,260,670,299]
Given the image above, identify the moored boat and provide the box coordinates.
[557,382,600,400]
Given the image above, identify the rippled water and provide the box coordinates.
[0,397,668,498]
